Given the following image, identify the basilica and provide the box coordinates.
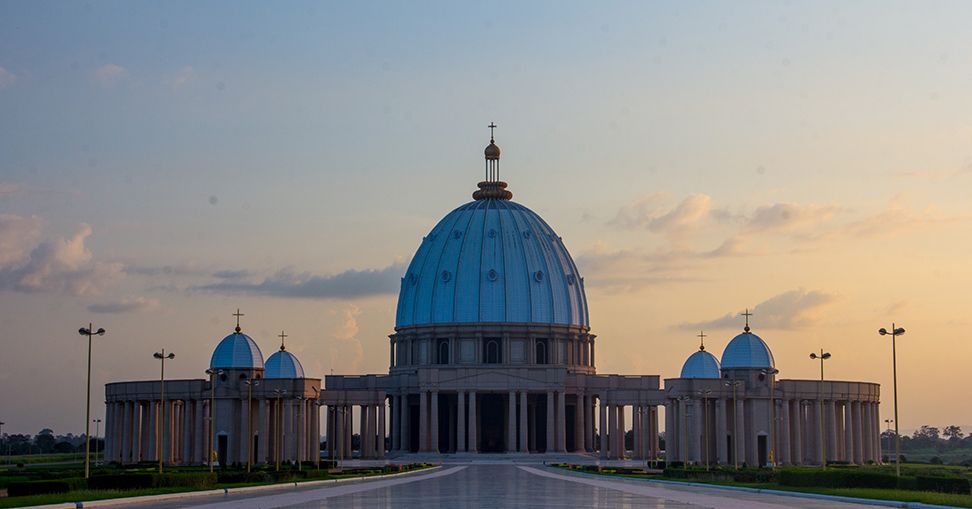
[101,130,882,467]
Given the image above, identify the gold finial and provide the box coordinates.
[278,330,288,351]
[741,308,753,332]
[697,330,707,351]
[233,308,244,333]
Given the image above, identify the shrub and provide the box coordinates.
[152,472,217,489]
[88,473,155,490]
[7,480,71,497]
[915,476,971,494]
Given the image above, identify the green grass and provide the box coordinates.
[552,464,972,509]
[0,453,86,466]
[0,464,435,508]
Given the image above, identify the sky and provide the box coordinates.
[1,1,971,436]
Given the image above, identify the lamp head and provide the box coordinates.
[167,353,175,359]
[809,353,818,359]
[878,328,888,335]
[822,352,832,359]
[96,328,106,335]
[153,352,163,359]
[894,327,905,335]
[79,327,89,336]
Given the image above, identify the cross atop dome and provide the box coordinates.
[741,308,753,332]
[697,330,707,351]
[233,308,244,333]
[474,123,513,200]
[278,330,288,351]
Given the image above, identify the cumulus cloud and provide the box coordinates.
[329,304,364,373]
[743,203,841,235]
[92,64,127,86]
[612,193,713,233]
[0,214,44,267]
[0,66,16,89]
[0,222,123,295]
[679,289,836,331]
[88,296,160,314]
[169,66,194,89]
[194,263,404,299]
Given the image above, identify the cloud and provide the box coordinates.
[744,203,841,235]
[0,214,44,267]
[193,262,404,299]
[612,193,713,233]
[212,269,251,279]
[169,66,194,89]
[678,289,836,331]
[330,304,364,373]
[0,223,124,295]
[842,197,963,238]
[92,64,127,87]
[0,183,20,198]
[88,296,160,314]
[0,67,15,89]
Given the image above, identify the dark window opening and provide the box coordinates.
[484,339,501,364]
[535,339,548,364]
[436,339,450,365]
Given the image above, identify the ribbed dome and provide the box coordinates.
[210,332,265,370]
[265,349,305,379]
[720,331,775,370]
[680,350,721,378]
[395,199,589,328]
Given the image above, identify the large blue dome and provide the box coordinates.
[395,199,589,328]
[720,331,775,370]
[210,332,265,370]
[680,350,721,378]
[265,349,305,379]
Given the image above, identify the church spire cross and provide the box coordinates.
[233,308,244,333]
[488,122,497,142]
[278,330,288,351]
[697,330,707,351]
[741,308,753,332]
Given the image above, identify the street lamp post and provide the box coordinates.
[809,349,831,468]
[723,380,742,470]
[761,368,780,467]
[244,378,259,473]
[78,324,106,479]
[205,368,223,472]
[696,390,712,470]
[153,349,175,474]
[878,324,906,477]
[93,419,102,465]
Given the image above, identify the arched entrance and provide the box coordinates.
[478,394,506,452]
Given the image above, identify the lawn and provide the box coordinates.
[0,453,86,466]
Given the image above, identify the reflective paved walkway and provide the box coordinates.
[118,464,896,509]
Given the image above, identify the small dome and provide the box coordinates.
[680,350,721,378]
[720,331,775,370]
[485,142,501,160]
[265,349,305,379]
[210,332,265,370]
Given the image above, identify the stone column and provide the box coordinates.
[690,400,703,464]
[181,401,192,465]
[584,395,594,452]
[546,391,555,453]
[344,406,352,460]
[664,401,675,462]
[600,400,609,459]
[734,398,745,466]
[574,395,584,453]
[519,391,528,452]
[457,392,466,452]
[392,395,401,452]
[862,402,873,462]
[430,391,440,453]
[557,391,567,452]
[118,401,130,464]
[872,402,882,463]
[377,401,385,458]
[419,391,429,452]
[714,399,726,464]
[468,391,478,452]
[508,391,517,452]
[853,401,864,464]
[631,406,641,460]
[826,400,838,463]
[333,406,342,460]
[359,404,369,459]
[146,401,157,462]
[618,404,627,458]
[401,395,410,452]
[779,399,790,465]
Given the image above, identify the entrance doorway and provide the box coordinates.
[479,394,505,452]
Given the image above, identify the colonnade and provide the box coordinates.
[103,396,319,466]
[325,402,385,460]
[665,395,882,466]
[599,403,660,460]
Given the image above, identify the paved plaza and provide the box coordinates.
[114,463,897,509]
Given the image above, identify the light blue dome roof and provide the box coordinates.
[264,348,305,379]
[395,199,589,328]
[680,349,721,378]
[210,332,265,370]
[720,331,775,370]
